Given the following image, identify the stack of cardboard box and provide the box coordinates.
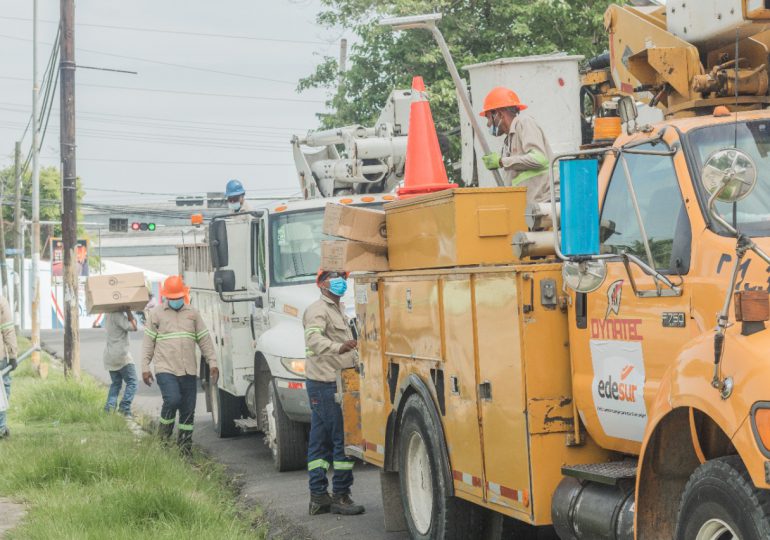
[85,272,150,314]
[321,203,389,272]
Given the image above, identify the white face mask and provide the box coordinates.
[228,201,241,211]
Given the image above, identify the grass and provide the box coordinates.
[0,337,267,539]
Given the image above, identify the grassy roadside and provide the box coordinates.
[0,337,266,539]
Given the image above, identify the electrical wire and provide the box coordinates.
[0,15,331,45]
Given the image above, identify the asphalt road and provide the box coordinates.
[41,328,408,540]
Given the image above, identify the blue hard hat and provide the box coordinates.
[225,179,245,197]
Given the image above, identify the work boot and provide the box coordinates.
[178,432,193,457]
[158,421,174,443]
[0,427,9,439]
[331,493,365,515]
[309,492,333,515]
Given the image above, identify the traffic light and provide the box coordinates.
[131,222,156,231]
[109,218,128,232]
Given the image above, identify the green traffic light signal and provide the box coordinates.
[148,223,156,231]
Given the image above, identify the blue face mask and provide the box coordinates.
[168,298,185,310]
[328,277,347,297]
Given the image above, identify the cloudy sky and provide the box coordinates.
[0,0,343,204]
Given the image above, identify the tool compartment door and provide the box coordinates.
[354,277,389,466]
[475,272,531,516]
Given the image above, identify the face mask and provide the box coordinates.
[488,113,502,137]
[168,298,185,310]
[228,201,241,212]
[328,277,347,297]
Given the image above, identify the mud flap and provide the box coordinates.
[380,470,408,532]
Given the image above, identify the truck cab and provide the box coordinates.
[562,109,770,539]
[198,193,391,471]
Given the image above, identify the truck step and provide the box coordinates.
[234,418,260,432]
[561,460,637,486]
[345,444,364,460]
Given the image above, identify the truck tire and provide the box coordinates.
[264,380,307,472]
[398,394,480,540]
[211,385,241,438]
[675,455,770,540]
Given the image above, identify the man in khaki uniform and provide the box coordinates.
[480,86,558,205]
[0,296,18,439]
[303,270,364,516]
[142,275,218,453]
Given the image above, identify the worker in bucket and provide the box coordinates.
[141,275,218,455]
[103,309,138,416]
[225,179,250,213]
[302,270,365,516]
[0,296,17,439]
[480,86,558,205]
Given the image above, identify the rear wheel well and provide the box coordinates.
[636,407,737,540]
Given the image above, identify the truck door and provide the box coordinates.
[250,216,269,337]
[571,143,694,453]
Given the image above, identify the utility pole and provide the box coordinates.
[338,38,348,85]
[0,180,9,301]
[60,0,79,379]
[13,142,22,328]
[31,0,42,371]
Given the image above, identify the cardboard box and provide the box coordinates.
[85,272,149,314]
[321,240,389,272]
[323,203,387,247]
[385,187,527,270]
[86,286,150,314]
[87,272,145,290]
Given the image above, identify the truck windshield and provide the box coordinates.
[269,208,327,286]
[688,120,770,236]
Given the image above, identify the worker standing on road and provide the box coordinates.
[302,270,365,516]
[141,275,218,455]
[225,179,250,213]
[103,310,138,416]
[0,296,18,439]
[480,86,558,205]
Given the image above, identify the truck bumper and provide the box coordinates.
[274,377,311,423]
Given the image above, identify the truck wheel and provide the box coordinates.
[264,380,307,472]
[211,386,241,438]
[675,455,770,540]
[398,394,480,540]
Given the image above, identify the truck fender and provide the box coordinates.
[256,320,305,360]
[383,373,454,497]
[635,336,753,540]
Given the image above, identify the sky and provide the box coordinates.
[0,0,344,204]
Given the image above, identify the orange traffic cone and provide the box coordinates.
[397,76,458,199]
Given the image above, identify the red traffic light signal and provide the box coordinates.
[131,222,156,231]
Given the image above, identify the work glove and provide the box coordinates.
[482,152,501,170]
[9,358,16,372]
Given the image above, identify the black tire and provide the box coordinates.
[265,381,307,472]
[211,385,241,438]
[398,394,481,540]
[675,455,770,540]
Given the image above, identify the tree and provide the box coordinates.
[0,165,85,261]
[299,0,618,180]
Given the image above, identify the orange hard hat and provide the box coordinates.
[162,275,189,299]
[316,269,349,287]
[479,86,528,116]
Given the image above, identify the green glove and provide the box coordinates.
[482,152,501,170]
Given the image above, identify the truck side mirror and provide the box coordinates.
[560,158,600,257]
[214,269,236,293]
[209,220,229,268]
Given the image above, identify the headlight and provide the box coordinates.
[280,358,306,377]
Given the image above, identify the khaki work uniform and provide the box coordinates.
[0,296,18,434]
[142,302,217,449]
[303,295,357,495]
[501,114,559,205]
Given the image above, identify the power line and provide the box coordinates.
[0,32,303,85]
[0,101,306,132]
[0,75,324,104]
[0,15,331,45]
